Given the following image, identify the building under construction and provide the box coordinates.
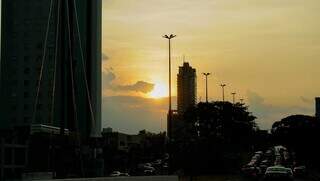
[0,0,102,179]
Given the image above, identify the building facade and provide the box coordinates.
[177,62,197,114]
[0,0,102,137]
[316,97,320,119]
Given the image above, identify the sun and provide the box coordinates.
[149,83,168,99]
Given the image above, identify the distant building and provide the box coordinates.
[167,110,180,139]
[177,62,197,115]
[0,0,102,137]
[101,129,142,152]
[167,62,197,139]
[316,97,320,119]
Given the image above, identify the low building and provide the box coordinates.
[102,128,142,152]
[0,129,28,180]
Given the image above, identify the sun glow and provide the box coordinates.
[149,83,168,99]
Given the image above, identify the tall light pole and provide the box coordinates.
[231,92,236,104]
[163,34,176,138]
[220,84,226,102]
[240,98,244,104]
[203,73,211,103]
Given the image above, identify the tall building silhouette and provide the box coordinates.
[0,0,102,137]
[177,62,197,114]
[316,97,320,119]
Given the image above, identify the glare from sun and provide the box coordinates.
[149,83,168,99]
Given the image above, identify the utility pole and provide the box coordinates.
[203,73,211,103]
[163,34,176,138]
[220,84,226,102]
[231,92,236,104]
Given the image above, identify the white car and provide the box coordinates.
[110,171,121,177]
[119,172,130,177]
[264,166,293,181]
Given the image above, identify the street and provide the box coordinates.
[179,175,316,181]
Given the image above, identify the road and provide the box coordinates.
[179,175,316,181]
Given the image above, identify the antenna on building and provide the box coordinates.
[183,54,186,63]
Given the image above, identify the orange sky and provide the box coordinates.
[101,0,320,133]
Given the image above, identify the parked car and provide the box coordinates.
[293,165,307,177]
[144,169,155,175]
[264,166,293,181]
[241,165,260,177]
[144,163,152,167]
[119,172,130,177]
[110,171,121,177]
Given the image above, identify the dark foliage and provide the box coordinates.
[170,101,258,175]
[271,115,320,167]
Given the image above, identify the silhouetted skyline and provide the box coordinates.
[102,0,319,133]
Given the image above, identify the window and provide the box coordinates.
[24,80,30,86]
[24,56,29,62]
[11,105,18,111]
[24,68,30,74]
[24,104,29,110]
[11,56,17,61]
[37,104,42,110]
[23,117,30,123]
[24,92,29,98]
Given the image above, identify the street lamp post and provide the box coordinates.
[163,34,176,138]
[220,84,226,102]
[231,92,236,104]
[203,73,211,103]
[240,98,244,104]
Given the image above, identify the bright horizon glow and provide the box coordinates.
[102,0,320,133]
[148,82,168,99]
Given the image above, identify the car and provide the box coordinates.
[264,166,293,181]
[274,155,282,166]
[144,163,152,167]
[260,164,268,174]
[119,172,130,177]
[152,159,162,166]
[143,166,155,171]
[241,166,260,177]
[110,171,121,177]
[144,169,155,175]
[261,159,271,166]
[293,165,307,177]
[162,163,168,169]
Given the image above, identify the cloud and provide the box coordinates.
[102,96,177,134]
[111,81,154,93]
[300,96,312,104]
[102,68,154,94]
[247,91,314,130]
[102,53,109,61]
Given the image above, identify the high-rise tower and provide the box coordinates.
[177,62,197,114]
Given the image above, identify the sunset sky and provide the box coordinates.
[101,0,320,134]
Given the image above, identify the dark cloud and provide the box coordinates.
[247,90,314,130]
[111,81,154,93]
[102,69,154,94]
[102,96,177,134]
[102,53,109,61]
[300,96,312,104]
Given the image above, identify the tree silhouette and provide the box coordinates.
[271,115,320,166]
[171,101,258,174]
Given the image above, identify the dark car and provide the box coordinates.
[293,166,307,177]
[242,165,260,177]
[264,166,293,181]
